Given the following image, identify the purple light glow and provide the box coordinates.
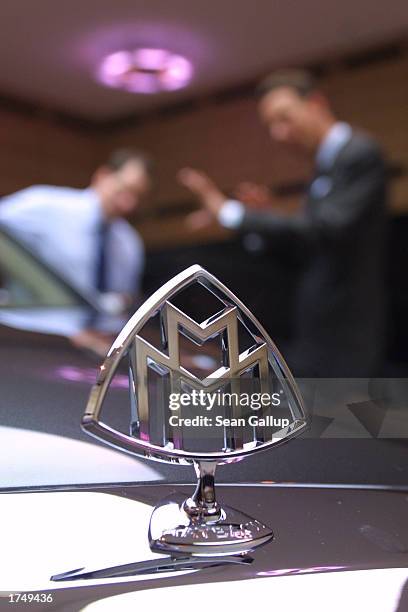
[52,366,129,389]
[96,47,193,94]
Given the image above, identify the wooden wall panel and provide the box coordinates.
[0,110,101,195]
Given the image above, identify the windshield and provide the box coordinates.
[0,228,87,309]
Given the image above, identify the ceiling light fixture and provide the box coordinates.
[96,48,193,94]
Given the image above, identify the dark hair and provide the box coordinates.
[256,69,318,99]
[105,148,154,174]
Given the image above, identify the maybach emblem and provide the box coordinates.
[82,265,308,555]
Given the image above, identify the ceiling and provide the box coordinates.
[1,0,407,121]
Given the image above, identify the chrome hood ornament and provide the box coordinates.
[82,265,308,556]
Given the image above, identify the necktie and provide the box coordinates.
[95,222,110,293]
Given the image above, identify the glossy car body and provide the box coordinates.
[0,226,407,611]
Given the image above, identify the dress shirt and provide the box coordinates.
[315,121,352,171]
[218,122,352,229]
[0,185,144,297]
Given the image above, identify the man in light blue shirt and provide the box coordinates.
[0,149,152,313]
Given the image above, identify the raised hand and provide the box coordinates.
[178,168,227,216]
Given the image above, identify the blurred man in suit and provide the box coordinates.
[179,69,387,377]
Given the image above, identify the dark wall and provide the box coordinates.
[387,216,408,366]
[144,216,408,374]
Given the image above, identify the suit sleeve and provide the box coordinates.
[235,145,386,245]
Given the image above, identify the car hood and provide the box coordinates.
[1,482,408,610]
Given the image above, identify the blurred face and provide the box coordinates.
[93,160,151,219]
[258,86,326,152]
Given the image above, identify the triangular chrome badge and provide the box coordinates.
[82,264,308,555]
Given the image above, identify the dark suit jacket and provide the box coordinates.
[239,131,388,377]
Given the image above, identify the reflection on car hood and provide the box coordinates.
[0,426,161,487]
[0,306,93,336]
[81,568,408,612]
[0,306,127,336]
